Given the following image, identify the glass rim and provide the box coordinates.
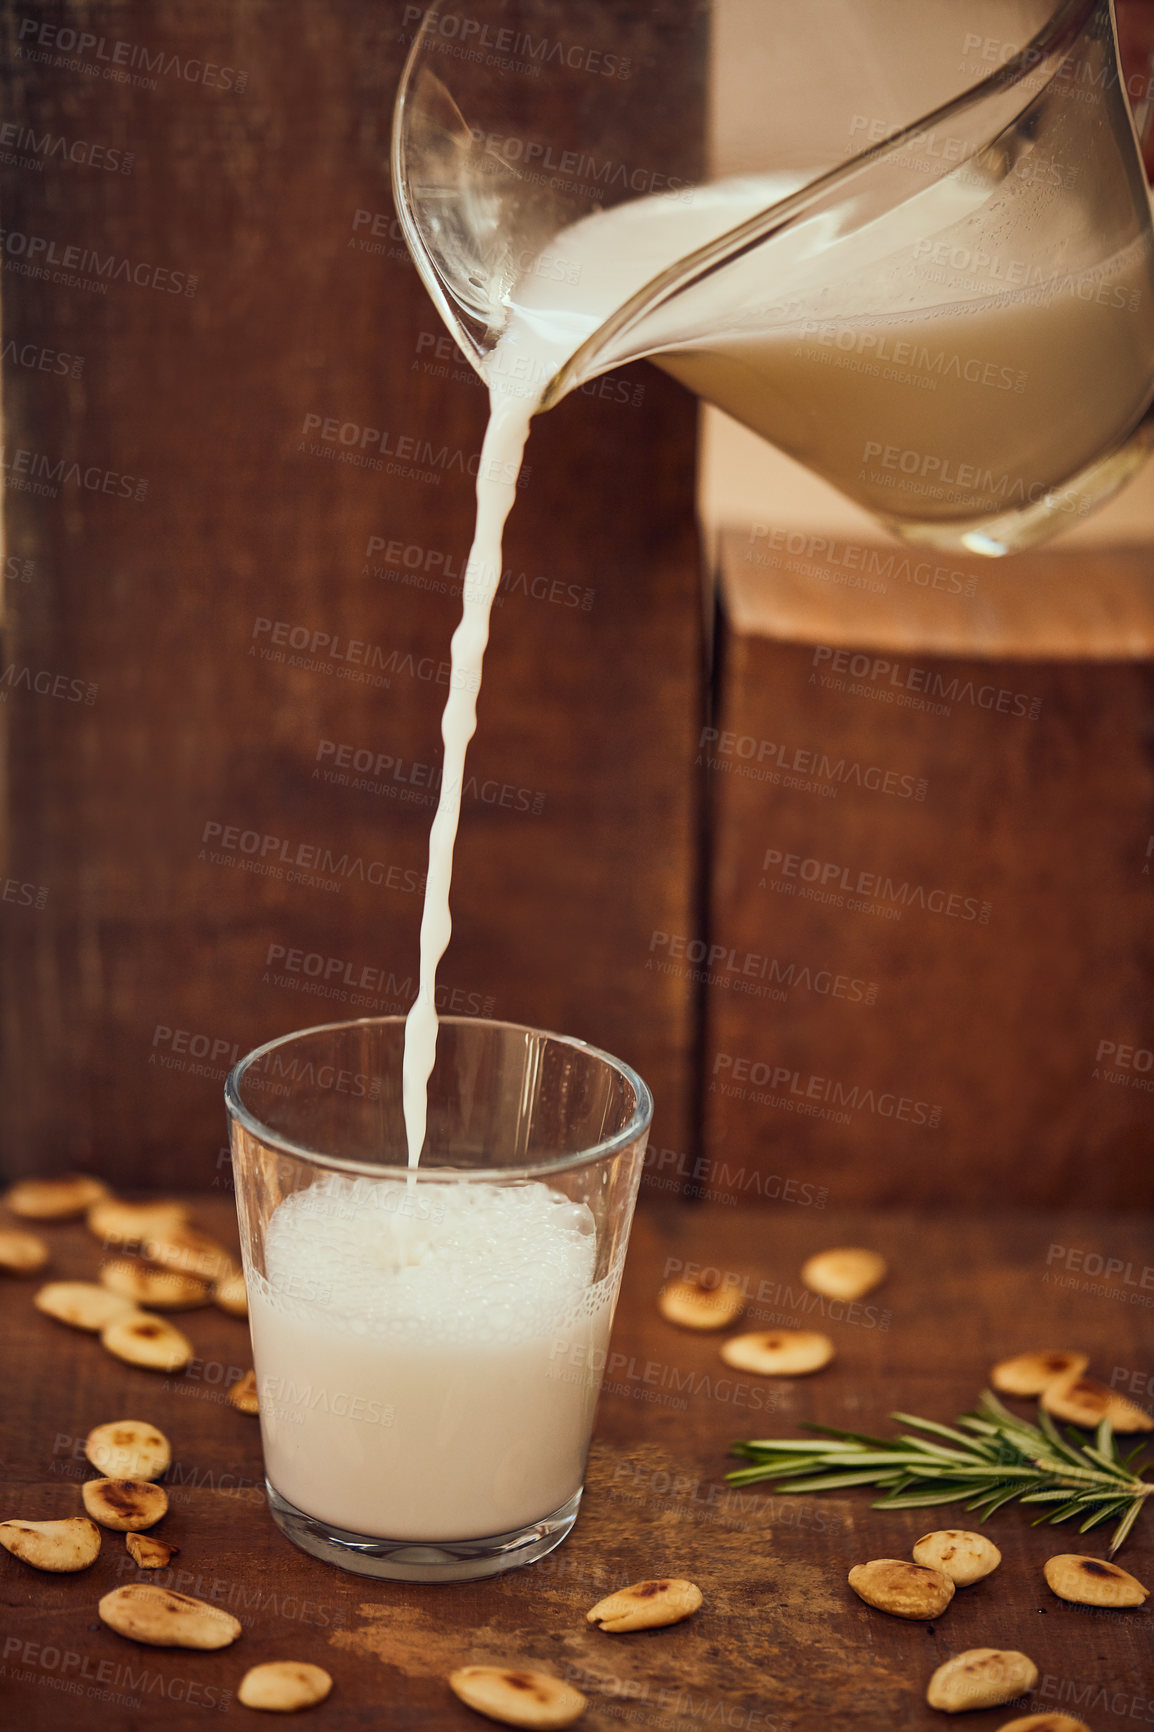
[224,1014,655,1180]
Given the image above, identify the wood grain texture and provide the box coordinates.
[1,1192,1151,1729]
[0,0,706,1188]
[703,534,1154,1207]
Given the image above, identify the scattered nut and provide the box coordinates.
[99,1584,242,1649]
[848,1558,955,1620]
[990,1351,1090,1397]
[86,1419,171,1481]
[87,1197,189,1247]
[801,1247,887,1301]
[448,1666,586,1729]
[586,1578,702,1631]
[996,1717,1092,1731]
[6,1174,108,1219]
[912,1530,1001,1587]
[34,1280,139,1333]
[657,1277,743,1331]
[0,1515,101,1572]
[126,1532,180,1568]
[101,1311,193,1373]
[720,1329,834,1376]
[142,1228,238,1286]
[0,1227,49,1275]
[214,1269,248,1318]
[100,1258,209,1311]
[926,1650,1039,1714]
[238,1661,334,1712]
[1041,1372,1154,1433]
[1043,1553,1148,1608]
[229,1369,260,1415]
[82,1478,169,1532]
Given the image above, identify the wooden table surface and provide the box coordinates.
[2,1195,1151,1730]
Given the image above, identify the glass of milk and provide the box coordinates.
[225,1015,652,1582]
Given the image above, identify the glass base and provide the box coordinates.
[265,1481,582,1582]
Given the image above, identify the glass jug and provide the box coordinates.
[392,0,1154,556]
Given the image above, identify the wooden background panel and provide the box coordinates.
[0,0,706,1187]
[704,536,1154,1208]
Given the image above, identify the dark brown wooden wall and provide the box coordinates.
[0,1,707,1187]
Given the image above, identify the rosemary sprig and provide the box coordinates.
[728,1391,1153,1556]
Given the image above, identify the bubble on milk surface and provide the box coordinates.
[262,1173,599,1343]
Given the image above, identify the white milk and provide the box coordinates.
[251,1174,612,1540]
[401,161,1154,1156]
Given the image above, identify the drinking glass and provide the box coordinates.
[392,0,1154,555]
[226,1016,652,1582]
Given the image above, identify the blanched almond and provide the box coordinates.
[848,1558,954,1619]
[86,1419,171,1481]
[213,1269,248,1318]
[927,1650,1039,1713]
[720,1329,834,1376]
[996,1717,1091,1731]
[87,1197,189,1246]
[238,1661,334,1712]
[7,1174,108,1219]
[801,1247,887,1301]
[34,1280,138,1333]
[1041,1372,1153,1432]
[912,1530,1001,1586]
[657,1277,743,1331]
[101,1311,193,1372]
[0,1227,49,1275]
[99,1258,209,1311]
[587,1577,702,1631]
[141,1228,238,1286]
[448,1665,586,1729]
[126,1532,180,1568]
[229,1369,259,1415]
[1043,1553,1148,1607]
[82,1477,168,1532]
[0,1515,101,1572]
[990,1350,1089,1396]
[98,1583,241,1649]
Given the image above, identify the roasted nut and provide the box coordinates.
[990,1350,1090,1397]
[101,1311,193,1373]
[82,1478,169,1532]
[801,1247,887,1301]
[587,1578,702,1631]
[34,1280,139,1333]
[1043,1553,1148,1608]
[926,1650,1039,1713]
[995,1717,1091,1732]
[98,1584,241,1649]
[229,1369,260,1415]
[213,1269,248,1318]
[0,1516,101,1572]
[87,1197,189,1246]
[100,1258,209,1311]
[448,1666,587,1729]
[848,1559,955,1620]
[6,1174,108,1219]
[912,1530,1001,1587]
[0,1227,49,1275]
[657,1277,743,1331]
[720,1329,834,1376]
[142,1228,238,1286]
[238,1661,334,1712]
[1041,1372,1153,1433]
[126,1532,180,1568]
[86,1419,171,1481]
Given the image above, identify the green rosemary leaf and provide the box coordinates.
[1108,1498,1146,1556]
